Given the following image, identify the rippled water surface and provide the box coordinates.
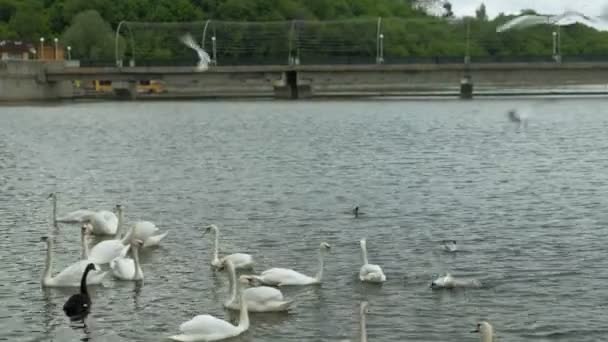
[2,99,608,341]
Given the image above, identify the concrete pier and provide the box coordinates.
[0,60,73,101]
[4,61,608,102]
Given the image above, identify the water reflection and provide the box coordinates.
[68,317,92,342]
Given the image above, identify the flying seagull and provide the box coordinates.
[180,33,211,71]
[497,11,608,32]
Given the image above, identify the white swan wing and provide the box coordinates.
[497,15,551,32]
[143,231,168,248]
[244,286,284,302]
[261,268,315,285]
[52,260,105,286]
[133,221,158,241]
[110,257,135,280]
[180,34,210,62]
[179,314,236,335]
[90,211,118,235]
[88,239,125,264]
[223,253,253,269]
[359,264,386,282]
[57,209,95,223]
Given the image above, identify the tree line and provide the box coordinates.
[2,0,608,63]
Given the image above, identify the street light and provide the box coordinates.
[552,31,557,60]
[39,37,45,60]
[67,46,72,60]
[53,37,58,60]
[379,33,384,64]
[211,36,217,65]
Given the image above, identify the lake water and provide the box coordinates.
[1,98,608,342]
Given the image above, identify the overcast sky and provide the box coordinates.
[450,0,608,18]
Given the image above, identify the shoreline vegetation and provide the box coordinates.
[2,1,608,64]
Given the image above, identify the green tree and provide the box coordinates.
[8,1,50,41]
[62,10,124,60]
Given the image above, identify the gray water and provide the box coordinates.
[1,99,608,342]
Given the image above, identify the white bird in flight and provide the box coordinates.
[497,11,608,32]
[180,33,211,71]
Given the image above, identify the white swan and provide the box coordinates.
[430,273,482,289]
[48,192,94,224]
[40,235,106,287]
[360,301,369,342]
[169,276,250,342]
[87,205,133,264]
[250,242,331,286]
[472,321,494,342]
[180,33,211,72]
[358,239,386,283]
[88,209,118,236]
[224,260,292,312]
[131,220,168,248]
[442,240,457,252]
[203,224,253,270]
[110,240,144,281]
[48,193,119,235]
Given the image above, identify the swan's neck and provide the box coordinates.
[237,281,249,332]
[120,227,133,245]
[360,240,369,265]
[226,263,237,306]
[314,248,325,282]
[360,310,367,342]
[212,226,220,264]
[80,230,90,260]
[80,267,93,296]
[482,327,494,342]
[42,239,53,283]
[132,245,142,280]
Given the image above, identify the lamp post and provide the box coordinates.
[53,38,58,60]
[552,31,557,61]
[39,37,45,60]
[378,33,384,64]
[211,36,217,65]
[67,46,72,60]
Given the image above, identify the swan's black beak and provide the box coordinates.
[471,324,481,333]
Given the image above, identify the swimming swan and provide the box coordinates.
[63,263,98,319]
[110,240,144,281]
[87,205,135,264]
[49,193,95,225]
[131,220,168,248]
[250,242,331,286]
[48,193,119,235]
[87,209,118,236]
[430,273,481,289]
[203,224,253,270]
[169,276,250,342]
[40,236,106,287]
[358,239,386,283]
[471,321,494,342]
[224,260,292,312]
